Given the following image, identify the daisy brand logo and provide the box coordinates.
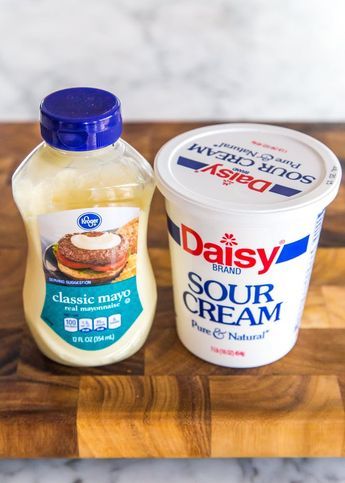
[181,225,281,275]
[176,156,303,198]
[167,217,311,275]
[195,163,272,193]
[220,233,238,247]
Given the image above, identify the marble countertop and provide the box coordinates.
[1,459,345,483]
[0,0,344,121]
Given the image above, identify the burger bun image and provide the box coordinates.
[57,261,124,283]
[116,217,139,254]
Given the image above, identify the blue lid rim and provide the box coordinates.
[40,87,123,151]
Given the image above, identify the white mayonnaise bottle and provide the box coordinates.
[12,87,156,367]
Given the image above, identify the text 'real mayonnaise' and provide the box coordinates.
[154,124,342,368]
[12,87,156,367]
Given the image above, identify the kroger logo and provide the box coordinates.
[77,212,102,231]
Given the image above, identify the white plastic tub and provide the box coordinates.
[154,123,342,368]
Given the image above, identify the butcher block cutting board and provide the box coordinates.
[1,122,345,458]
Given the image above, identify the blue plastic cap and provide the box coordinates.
[40,87,122,151]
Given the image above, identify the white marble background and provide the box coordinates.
[1,459,345,483]
[1,0,345,481]
[0,0,345,121]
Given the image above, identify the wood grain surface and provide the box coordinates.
[0,122,345,457]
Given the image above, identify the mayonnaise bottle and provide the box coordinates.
[12,87,156,367]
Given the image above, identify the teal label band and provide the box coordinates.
[41,276,142,350]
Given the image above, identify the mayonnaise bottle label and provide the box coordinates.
[38,207,142,351]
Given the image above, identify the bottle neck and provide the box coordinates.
[44,139,123,159]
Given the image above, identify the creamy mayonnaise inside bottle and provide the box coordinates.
[12,87,156,367]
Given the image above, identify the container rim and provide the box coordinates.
[154,123,342,215]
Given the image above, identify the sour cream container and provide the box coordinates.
[154,124,342,368]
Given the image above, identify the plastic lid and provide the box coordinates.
[40,87,122,151]
[154,123,342,214]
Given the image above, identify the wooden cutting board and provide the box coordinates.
[1,122,345,458]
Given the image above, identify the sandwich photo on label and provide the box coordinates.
[114,217,139,281]
[54,231,129,282]
[116,217,138,253]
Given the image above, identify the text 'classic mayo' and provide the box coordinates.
[155,124,341,368]
[12,87,156,367]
